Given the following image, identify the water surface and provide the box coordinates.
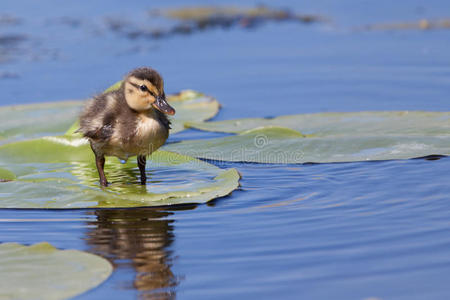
[0,1,449,299]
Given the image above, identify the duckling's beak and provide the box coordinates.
[152,96,175,115]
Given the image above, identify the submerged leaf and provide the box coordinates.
[164,125,450,164]
[0,136,239,208]
[0,242,112,300]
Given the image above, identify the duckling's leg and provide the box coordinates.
[96,156,108,186]
[95,155,108,187]
[90,143,108,186]
[137,155,147,185]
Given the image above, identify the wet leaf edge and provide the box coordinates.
[0,241,113,299]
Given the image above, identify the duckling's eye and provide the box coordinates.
[139,85,148,92]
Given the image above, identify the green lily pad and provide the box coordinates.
[164,126,450,164]
[0,101,83,145]
[0,242,112,300]
[165,89,220,133]
[65,89,220,136]
[0,136,240,208]
[0,89,219,145]
[175,111,450,163]
[0,167,15,181]
[185,111,450,136]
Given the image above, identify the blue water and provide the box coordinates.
[0,1,450,299]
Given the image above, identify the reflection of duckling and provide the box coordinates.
[79,67,175,186]
[85,208,182,297]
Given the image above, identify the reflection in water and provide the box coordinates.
[84,207,191,298]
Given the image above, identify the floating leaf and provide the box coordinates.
[0,167,15,181]
[0,136,240,208]
[166,89,220,133]
[0,101,83,145]
[177,111,450,162]
[65,89,219,136]
[0,88,219,144]
[103,80,122,92]
[185,111,450,136]
[164,126,450,164]
[0,242,112,300]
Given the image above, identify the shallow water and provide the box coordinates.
[0,0,450,299]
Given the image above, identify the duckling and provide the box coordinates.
[78,67,175,186]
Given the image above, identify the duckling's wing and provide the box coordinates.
[79,96,116,141]
[79,116,114,141]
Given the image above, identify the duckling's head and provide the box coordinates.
[122,67,175,115]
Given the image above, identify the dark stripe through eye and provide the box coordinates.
[129,82,157,97]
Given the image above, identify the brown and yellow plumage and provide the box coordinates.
[79,67,175,186]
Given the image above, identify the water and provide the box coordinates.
[0,1,450,299]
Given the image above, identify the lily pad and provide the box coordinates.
[164,126,450,164]
[0,101,83,145]
[176,111,450,163]
[165,89,220,133]
[185,111,450,136]
[0,136,240,208]
[0,167,15,181]
[65,89,220,136]
[0,242,112,300]
[0,89,219,145]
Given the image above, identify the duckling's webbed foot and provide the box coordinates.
[137,155,147,185]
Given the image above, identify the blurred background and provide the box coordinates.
[1,0,449,115]
[0,1,449,299]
